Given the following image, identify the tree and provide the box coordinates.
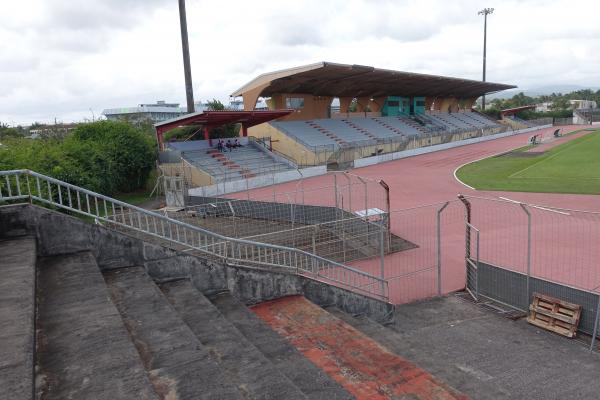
[0,120,156,195]
[0,123,23,139]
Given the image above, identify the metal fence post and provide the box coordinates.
[333,173,339,220]
[379,222,386,295]
[227,201,236,237]
[475,228,480,300]
[520,203,532,305]
[436,201,449,296]
[458,195,472,259]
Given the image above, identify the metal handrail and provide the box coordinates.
[0,169,388,300]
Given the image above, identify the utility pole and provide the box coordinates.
[178,0,195,113]
[478,8,494,111]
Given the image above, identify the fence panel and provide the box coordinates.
[461,195,600,340]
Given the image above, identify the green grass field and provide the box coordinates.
[456,129,600,195]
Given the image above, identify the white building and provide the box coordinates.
[102,101,188,123]
[535,102,553,112]
[569,99,597,109]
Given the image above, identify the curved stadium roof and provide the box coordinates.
[232,62,516,99]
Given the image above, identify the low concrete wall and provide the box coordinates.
[353,126,552,168]
[0,204,394,323]
[187,165,326,197]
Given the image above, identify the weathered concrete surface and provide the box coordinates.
[160,279,307,400]
[36,253,158,400]
[210,292,353,400]
[0,204,394,324]
[331,295,600,400]
[104,267,244,400]
[0,237,36,400]
[147,253,394,323]
[0,205,29,238]
[252,296,467,400]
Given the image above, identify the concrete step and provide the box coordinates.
[252,296,467,400]
[0,237,36,400]
[159,280,307,400]
[209,292,352,400]
[103,267,243,400]
[36,252,158,400]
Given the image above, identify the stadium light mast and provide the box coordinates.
[478,7,494,110]
[178,0,195,113]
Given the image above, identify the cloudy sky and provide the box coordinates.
[1,0,599,125]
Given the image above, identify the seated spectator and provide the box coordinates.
[226,139,232,151]
[217,140,224,152]
[234,139,241,148]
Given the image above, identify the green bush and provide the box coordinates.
[0,120,156,195]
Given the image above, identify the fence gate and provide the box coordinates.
[465,221,480,301]
[164,175,185,208]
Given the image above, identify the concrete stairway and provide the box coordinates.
[209,292,353,400]
[0,233,356,399]
[36,253,158,400]
[103,267,244,400]
[0,237,36,400]
[159,280,307,399]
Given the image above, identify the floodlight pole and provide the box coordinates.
[178,0,195,113]
[479,8,494,111]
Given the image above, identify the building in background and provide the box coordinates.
[570,99,597,109]
[102,101,188,123]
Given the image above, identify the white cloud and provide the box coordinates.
[1,0,599,124]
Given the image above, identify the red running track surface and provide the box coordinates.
[239,126,600,303]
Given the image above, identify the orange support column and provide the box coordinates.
[204,126,212,146]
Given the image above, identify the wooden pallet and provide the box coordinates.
[527,292,582,338]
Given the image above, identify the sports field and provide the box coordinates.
[456,129,600,195]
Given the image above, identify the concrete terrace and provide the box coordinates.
[2,202,600,399]
[335,294,600,400]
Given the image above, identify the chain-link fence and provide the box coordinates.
[171,171,392,265]
[461,195,600,345]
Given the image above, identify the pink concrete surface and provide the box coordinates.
[241,126,600,304]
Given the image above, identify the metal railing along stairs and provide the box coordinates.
[0,170,389,301]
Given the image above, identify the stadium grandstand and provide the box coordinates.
[157,62,515,194]
[499,105,553,129]
[234,62,514,167]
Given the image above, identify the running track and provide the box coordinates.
[242,126,600,303]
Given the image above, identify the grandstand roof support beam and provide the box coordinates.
[339,97,353,113]
[203,126,211,146]
[242,83,269,111]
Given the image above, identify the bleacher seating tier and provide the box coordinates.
[271,112,500,150]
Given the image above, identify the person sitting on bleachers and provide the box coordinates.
[217,140,224,152]
[234,139,241,148]
[226,139,232,152]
